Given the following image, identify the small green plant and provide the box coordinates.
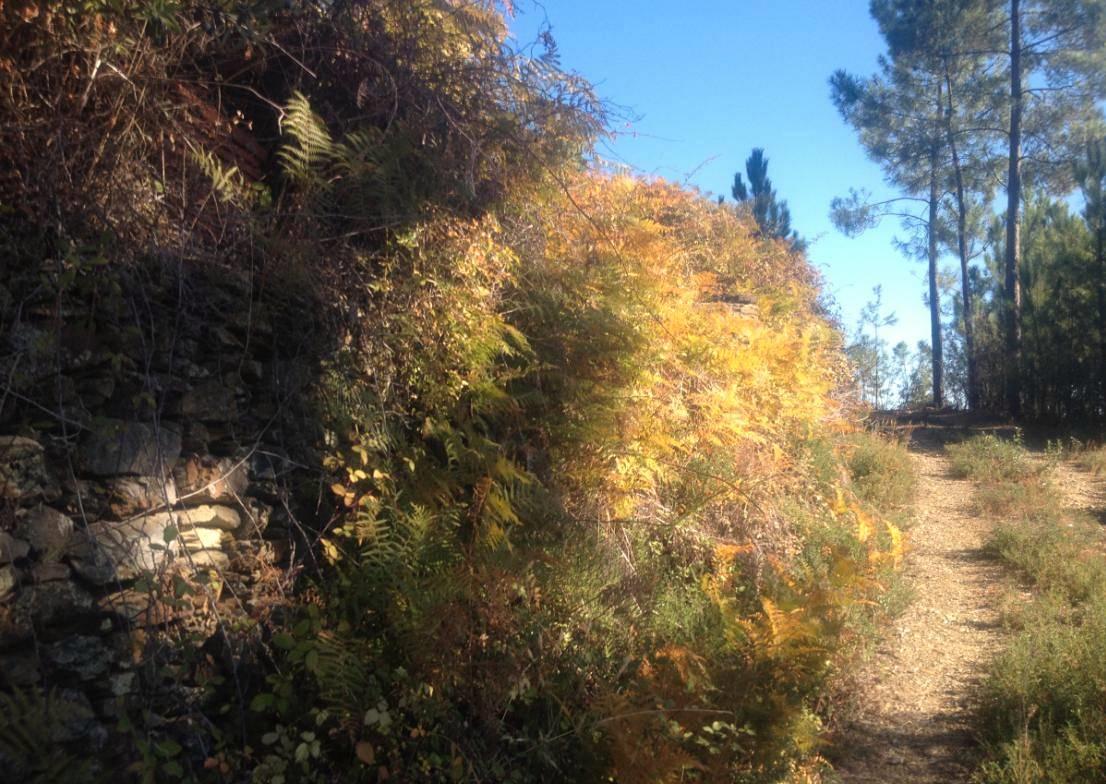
[844,431,916,513]
[971,438,1106,783]
[946,434,1039,484]
[971,478,1057,519]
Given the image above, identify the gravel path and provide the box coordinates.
[831,426,1006,783]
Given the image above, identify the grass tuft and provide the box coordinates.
[946,433,1041,484]
[845,431,916,513]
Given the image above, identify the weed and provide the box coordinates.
[844,431,917,513]
[946,434,1040,484]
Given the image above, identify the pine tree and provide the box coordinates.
[730,148,805,249]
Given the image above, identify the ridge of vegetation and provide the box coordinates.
[0,2,917,782]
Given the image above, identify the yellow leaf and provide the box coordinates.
[854,508,873,543]
[886,520,904,566]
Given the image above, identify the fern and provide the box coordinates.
[0,687,94,784]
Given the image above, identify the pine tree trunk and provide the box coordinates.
[1098,225,1106,415]
[944,67,978,410]
[1005,0,1023,417]
[929,84,944,409]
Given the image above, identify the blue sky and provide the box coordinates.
[509,0,934,349]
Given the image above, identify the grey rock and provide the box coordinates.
[177,504,241,531]
[184,549,230,571]
[181,380,237,421]
[31,562,71,583]
[14,580,96,632]
[0,565,16,596]
[173,456,248,505]
[0,532,30,564]
[68,506,234,583]
[45,635,113,680]
[79,419,181,477]
[0,435,55,501]
[98,589,153,625]
[109,671,137,696]
[106,475,178,518]
[178,525,225,551]
[18,505,74,559]
[68,515,179,584]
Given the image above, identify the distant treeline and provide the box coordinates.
[832,0,1106,420]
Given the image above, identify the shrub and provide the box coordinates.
[844,431,916,513]
[971,478,1058,520]
[976,594,1106,784]
[946,433,1040,484]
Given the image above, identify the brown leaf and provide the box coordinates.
[355,740,375,765]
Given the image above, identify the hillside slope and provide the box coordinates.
[0,3,908,781]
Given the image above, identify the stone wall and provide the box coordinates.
[0,260,316,777]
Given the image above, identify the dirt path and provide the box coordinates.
[832,426,1006,783]
[1050,459,1106,520]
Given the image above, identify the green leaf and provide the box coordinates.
[272,633,296,650]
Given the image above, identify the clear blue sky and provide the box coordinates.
[509,0,935,349]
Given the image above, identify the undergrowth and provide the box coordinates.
[950,435,1106,784]
[946,433,1042,484]
[0,1,916,781]
[844,430,917,515]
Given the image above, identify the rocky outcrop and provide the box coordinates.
[0,262,310,775]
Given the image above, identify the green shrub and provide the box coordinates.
[946,433,1040,484]
[976,594,1106,784]
[971,478,1058,520]
[987,515,1106,605]
[844,431,916,513]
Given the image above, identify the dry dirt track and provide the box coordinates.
[830,420,1106,782]
[832,425,1007,783]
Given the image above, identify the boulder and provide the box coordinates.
[0,435,55,501]
[177,504,241,531]
[31,562,71,583]
[98,589,153,625]
[173,456,248,505]
[0,532,30,564]
[0,565,16,597]
[68,516,178,584]
[45,635,113,680]
[14,580,96,632]
[68,506,235,584]
[185,549,230,571]
[18,505,73,559]
[181,380,237,422]
[106,476,178,518]
[79,419,181,477]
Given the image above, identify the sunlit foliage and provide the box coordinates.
[0,1,911,781]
